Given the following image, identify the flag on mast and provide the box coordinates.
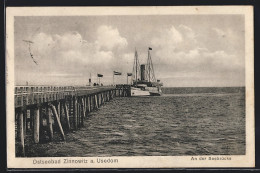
[97,74,103,77]
[113,71,122,75]
[149,47,152,50]
[127,73,132,76]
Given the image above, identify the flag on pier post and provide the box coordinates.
[113,71,122,85]
[149,47,152,50]
[127,73,132,84]
[113,71,122,75]
[97,74,103,85]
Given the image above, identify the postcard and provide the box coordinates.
[6,6,254,168]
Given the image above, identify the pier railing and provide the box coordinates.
[14,85,131,156]
[14,86,122,108]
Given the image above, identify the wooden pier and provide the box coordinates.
[14,85,131,156]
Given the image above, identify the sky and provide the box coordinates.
[14,15,245,87]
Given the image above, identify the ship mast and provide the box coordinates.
[132,48,140,86]
[146,47,156,82]
[136,49,138,83]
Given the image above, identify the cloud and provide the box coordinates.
[179,24,196,40]
[96,25,128,51]
[29,27,126,66]
[151,25,182,50]
[150,25,244,82]
[30,32,54,60]
[212,28,226,37]
[20,26,128,86]
[53,31,83,51]
[151,25,199,53]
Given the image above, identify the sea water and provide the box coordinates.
[25,87,245,157]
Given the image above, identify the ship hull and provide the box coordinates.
[130,87,150,96]
[130,86,162,96]
[149,92,162,96]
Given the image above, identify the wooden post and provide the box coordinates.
[84,97,87,116]
[73,97,78,130]
[82,97,85,115]
[30,109,33,129]
[99,94,101,105]
[23,109,27,140]
[33,107,40,144]
[81,102,84,126]
[85,96,88,116]
[64,102,70,130]
[89,96,92,112]
[77,101,80,127]
[60,101,65,127]
[93,95,95,110]
[57,102,61,119]
[15,112,17,139]
[100,93,102,105]
[50,104,65,141]
[47,107,53,141]
[97,94,100,107]
[69,98,72,128]
[82,98,86,118]
[88,96,91,113]
[18,110,25,156]
[25,109,29,131]
[95,94,98,109]
[102,93,104,104]
[39,107,45,142]
[99,93,102,105]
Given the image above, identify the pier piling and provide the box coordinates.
[15,85,130,156]
[33,107,40,144]
[50,104,65,141]
[18,110,25,156]
[47,107,53,141]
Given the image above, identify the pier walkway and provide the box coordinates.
[14,85,131,156]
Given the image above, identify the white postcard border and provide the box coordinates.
[6,6,254,168]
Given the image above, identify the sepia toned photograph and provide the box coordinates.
[6,6,254,168]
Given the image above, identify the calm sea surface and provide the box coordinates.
[25,87,245,157]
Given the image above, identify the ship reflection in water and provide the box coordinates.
[25,87,245,157]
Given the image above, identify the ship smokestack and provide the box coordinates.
[140,64,146,81]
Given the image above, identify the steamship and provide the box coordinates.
[130,47,163,96]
